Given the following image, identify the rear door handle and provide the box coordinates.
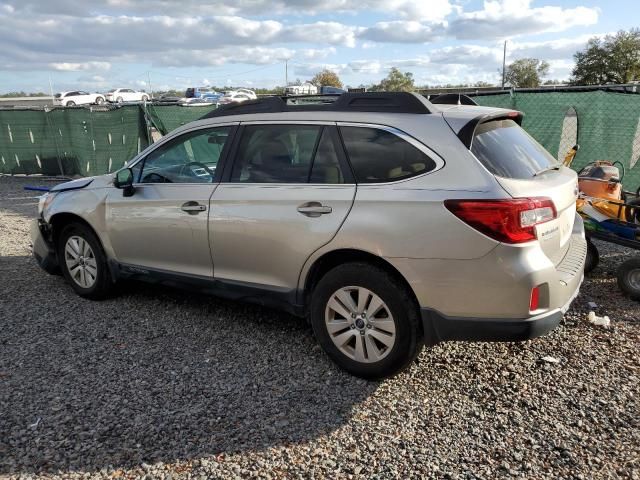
[181,201,207,214]
[297,202,332,217]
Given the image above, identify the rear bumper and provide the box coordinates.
[30,218,59,274]
[420,284,579,344]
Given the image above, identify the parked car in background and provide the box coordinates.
[285,83,318,95]
[31,92,586,379]
[217,89,257,105]
[53,91,106,106]
[185,87,222,102]
[319,86,346,94]
[105,88,150,103]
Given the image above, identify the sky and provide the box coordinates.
[0,0,636,94]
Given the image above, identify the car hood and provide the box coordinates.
[50,174,112,193]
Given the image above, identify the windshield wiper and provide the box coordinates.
[534,165,561,177]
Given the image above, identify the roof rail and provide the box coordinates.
[201,92,435,119]
[428,93,478,106]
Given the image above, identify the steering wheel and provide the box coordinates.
[141,172,173,183]
[179,161,214,180]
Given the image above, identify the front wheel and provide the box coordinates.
[617,257,640,301]
[116,96,123,103]
[310,262,422,379]
[58,223,113,300]
[95,96,104,105]
[66,101,75,106]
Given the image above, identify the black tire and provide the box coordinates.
[625,198,640,224]
[58,223,113,300]
[141,95,149,102]
[95,96,104,105]
[310,262,422,379]
[617,257,640,301]
[116,96,123,103]
[584,239,599,274]
[66,101,75,106]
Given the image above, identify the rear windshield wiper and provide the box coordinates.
[534,165,561,177]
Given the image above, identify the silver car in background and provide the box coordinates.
[31,93,586,379]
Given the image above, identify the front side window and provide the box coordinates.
[139,127,231,184]
[340,126,437,183]
[230,124,344,184]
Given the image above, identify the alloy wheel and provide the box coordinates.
[64,235,98,289]
[324,286,396,363]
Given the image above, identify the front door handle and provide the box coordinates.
[181,201,207,214]
[297,202,332,217]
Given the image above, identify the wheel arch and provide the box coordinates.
[49,213,105,255]
[301,248,421,317]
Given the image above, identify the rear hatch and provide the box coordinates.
[467,117,578,266]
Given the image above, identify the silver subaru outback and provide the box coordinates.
[31,92,586,379]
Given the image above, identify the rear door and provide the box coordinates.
[470,118,579,264]
[209,122,356,290]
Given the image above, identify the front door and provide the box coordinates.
[106,125,235,277]
[210,123,356,291]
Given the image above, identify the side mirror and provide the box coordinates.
[114,168,135,197]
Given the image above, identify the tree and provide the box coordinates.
[504,58,549,88]
[310,69,343,88]
[572,29,640,85]
[373,67,415,92]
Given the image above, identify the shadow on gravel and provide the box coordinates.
[0,255,379,475]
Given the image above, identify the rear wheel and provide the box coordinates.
[95,96,104,105]
[116,96,123,103]
[58,223,113,300]
[617,258,640,301]
[66,101,75,106]
[310,262,422,379]
[584,239,599,274]
[141,95,149,102]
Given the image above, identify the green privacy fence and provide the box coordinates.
[2,91,640,182]
[142,103,218,135]
[0,105,150,176]
[473,90,640,187]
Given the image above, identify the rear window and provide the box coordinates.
[340,126,437,183]
[471,119,558,179]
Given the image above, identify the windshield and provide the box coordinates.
[471,119,558,179]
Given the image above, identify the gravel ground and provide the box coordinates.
[1,175,639,480]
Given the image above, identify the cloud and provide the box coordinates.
[4,0,454,22]
[449,0,599,40]
[360,21,444,43]
[49,61,111,72]
[507,33,608,60]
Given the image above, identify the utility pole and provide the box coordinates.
[147,71,153,100]
[501,40,507,89]
[48,75,54,101]
[285,59,289,87]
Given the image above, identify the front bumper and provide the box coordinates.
[30,218,59,274]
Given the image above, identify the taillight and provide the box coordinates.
[529,286,540,311]
[444,197,557,244]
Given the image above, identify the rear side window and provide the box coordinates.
[339,126,436,183]
[230,125,345,184]
[471,119,558,179]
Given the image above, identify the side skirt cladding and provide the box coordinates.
[111,262,306,316]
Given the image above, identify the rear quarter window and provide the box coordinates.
[471,119,558,179]
[339,126,437,183]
